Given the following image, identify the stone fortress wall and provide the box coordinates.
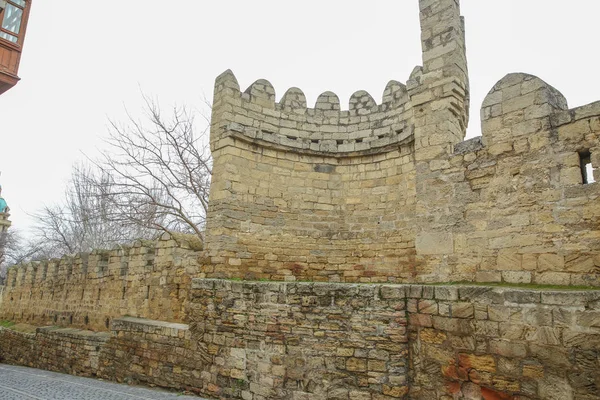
[0,233,201,331]
[1,0,600,399]
[419,74,600,287]
[203,0,600,286]
[1,280,599,400]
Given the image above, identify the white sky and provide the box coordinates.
[1,0,599,234]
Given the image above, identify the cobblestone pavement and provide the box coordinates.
[0,364,206,400]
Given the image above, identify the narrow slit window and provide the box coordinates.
[579,151,595,184]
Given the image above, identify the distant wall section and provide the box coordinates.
[0,234,202,331]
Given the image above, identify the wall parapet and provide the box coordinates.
[0,233,203,331]
[211,70,414,156]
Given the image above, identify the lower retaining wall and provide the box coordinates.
[405,286,600,400]
[189,280,410,399]
[0,326,110,376]
[99,317,205,393]
[0,280,599,400]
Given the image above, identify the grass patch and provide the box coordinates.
[10,323,38,334]
[0,320,14,328]
[0,321,38,333]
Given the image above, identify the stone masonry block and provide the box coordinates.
[416,233,454,255]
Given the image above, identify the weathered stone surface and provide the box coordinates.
[416,233,454,256]
[2,0,600,399]
[1,281,599,400]
[0,235,199,331]
[202,0,600,289]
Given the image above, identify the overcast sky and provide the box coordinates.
[1,0,599,234]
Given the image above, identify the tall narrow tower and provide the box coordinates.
[0,184,11,268]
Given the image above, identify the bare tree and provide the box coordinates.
[0,230,14,283]
[19,97,211,266]
[30,165,162,257]
[89,97,212,239]
[0,229,45,283]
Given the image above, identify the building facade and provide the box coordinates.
[0,0,32,95]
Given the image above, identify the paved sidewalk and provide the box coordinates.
[0,364,207,400]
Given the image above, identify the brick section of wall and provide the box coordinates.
[205,139,417,283]
[0,281,599,399]
[0,233,202,331]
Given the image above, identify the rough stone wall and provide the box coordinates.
[0,327,35,367]
[189,281,600,400]
[408,285,600,400]
[0,281,598,399]
[414,74,600,286]
[0,234,201,331]
[188,279,410,400]
[0,326,110,376]
[98,317,205,393]
[202,0,600,286]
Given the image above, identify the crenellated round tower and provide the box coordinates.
[203,0,470,282]
[203,0,600,286]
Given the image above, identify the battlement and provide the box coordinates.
[0,233,203,331]
[210,70,415,156]
[210,0,470,159]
